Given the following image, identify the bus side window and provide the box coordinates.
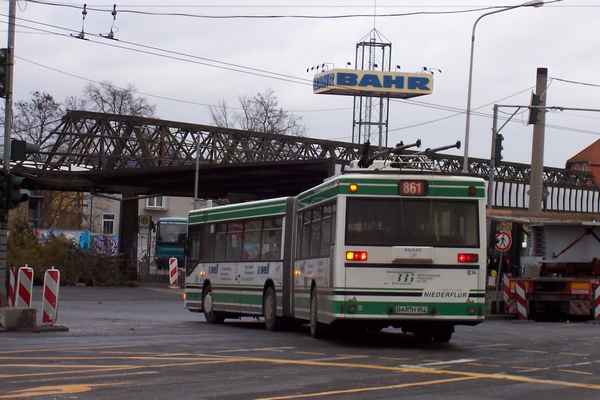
[242,220,262,260]
[200,224,216,262]
[310,208,322,257]
[320,204,332,257]
[226,222,243,261]
[301,211,312,259]
[296,212,303,259]
[262,217,283,260]
[215,223,227,261]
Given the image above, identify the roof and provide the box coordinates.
[566,139,600,166]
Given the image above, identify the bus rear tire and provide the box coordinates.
[309,288,325,338]
[263,286,279,331]
[432,326,454,343]
[203,284,224,324]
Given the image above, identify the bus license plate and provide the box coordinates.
[393,305,429,315]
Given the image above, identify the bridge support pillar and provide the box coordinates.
[118,194,139,282]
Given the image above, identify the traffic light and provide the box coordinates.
[494,133,504,162]
[0,48,7,98]
[6,174,28,209]
[528,92,540,125]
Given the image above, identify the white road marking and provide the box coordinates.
[216,346,295,353]
[405,359,478,368]
[474,343,510,349]
[518,349,548,354]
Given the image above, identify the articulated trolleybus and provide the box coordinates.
[185,152,487,342]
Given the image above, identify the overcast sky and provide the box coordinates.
[3,0,600,168]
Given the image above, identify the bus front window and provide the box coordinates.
[158,223,187,245]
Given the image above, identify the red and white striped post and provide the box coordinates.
[15,265,34,308]
[515,280,529,320]
[594,285,600,321]
[502,274,515,315]
[168,258,178,288]
[7,266,16,307]
[42,268,61,326]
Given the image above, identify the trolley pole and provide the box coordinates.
[0,0,16,306]
[528,67,548,213]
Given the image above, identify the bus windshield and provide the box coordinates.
[346,198,479,248]
[158,223,187,245]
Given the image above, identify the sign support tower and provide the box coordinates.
[351,29,392,150]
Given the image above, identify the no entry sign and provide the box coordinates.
[495,231,512,253]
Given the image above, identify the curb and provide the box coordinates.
[485,314,516,320]
[32,325,70,333]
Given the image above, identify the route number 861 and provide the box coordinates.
[398,180,427,196]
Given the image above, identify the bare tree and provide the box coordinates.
[83,82,155,117]
[13,91,63,150]
[210,89,305,136]
[209,100,234,129]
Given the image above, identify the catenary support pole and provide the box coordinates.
[529,67,548,213]
[0,0,16,306]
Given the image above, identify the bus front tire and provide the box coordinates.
[203,285,224,324]
[263,286,278,331]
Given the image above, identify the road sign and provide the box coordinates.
[495,231,512,253]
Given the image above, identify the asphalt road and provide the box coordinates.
[2,286,600,399]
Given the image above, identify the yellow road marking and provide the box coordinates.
[560,352,590,357]
[294,351,325,356]
[0,359,243,380]
[233,356,600,391]
[0,382,130,399]
[559,369,594,376]
[8,371,159,385]
[0,356,226,362]
[255,377,480,400]
[0,344,146,355]
[0,364,138,369]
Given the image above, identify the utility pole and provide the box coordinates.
[0,0,16,306]
[528,67,548,213]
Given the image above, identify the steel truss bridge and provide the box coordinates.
[14,110,600,214]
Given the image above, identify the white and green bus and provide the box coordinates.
[185,159,487,342]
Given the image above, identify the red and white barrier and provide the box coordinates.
[15,265,34,308]
[594,285,600,320]
[7,267,16,307]
[42,268,61,326]
[169,257,178,287]
[502,274,515,315]
[515,280,529,320]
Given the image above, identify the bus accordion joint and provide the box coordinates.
[457,253,478,263]
[346,251,368,262]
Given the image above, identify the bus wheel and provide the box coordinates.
[263,286,278,331]
[309,288,324,338]
[203,284,224,324]
[432,326,454,343]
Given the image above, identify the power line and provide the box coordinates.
[21,0,540,19]
[15,55,350,113]
[1,16,313,86]
[552,77,600,88]
[6,14,312,84]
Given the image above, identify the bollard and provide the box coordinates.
[42,268,61,326]
[169,258,178,288]
[515,280,529,320]
[15,265,34,308]
[7,267,16,307]
[502,274,515,315]
[594,285,600,321]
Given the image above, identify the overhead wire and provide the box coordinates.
[20,1,531,19]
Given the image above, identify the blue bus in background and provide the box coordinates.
[154,217,187,270]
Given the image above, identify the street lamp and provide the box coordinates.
[462,0,545,173]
